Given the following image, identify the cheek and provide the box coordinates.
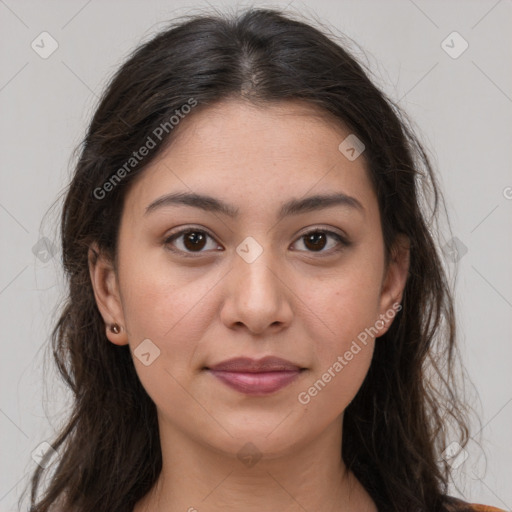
[118,241,220,339]
[294,250,384,410]
[295,293,377,420]
[117,255,219,418]
[303,252,384,345]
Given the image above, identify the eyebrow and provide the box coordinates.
[144,191,364,220]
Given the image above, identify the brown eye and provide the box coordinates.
[304,232,327,251]
[164,228,221,256]
[292,229,349,254]
[182,231,207,251]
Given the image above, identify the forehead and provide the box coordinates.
[123,98,377,220]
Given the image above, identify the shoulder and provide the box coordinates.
[444,496,507,512]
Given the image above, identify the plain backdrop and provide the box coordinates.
[0,0,511,510]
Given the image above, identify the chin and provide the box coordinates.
[197,414,315,460]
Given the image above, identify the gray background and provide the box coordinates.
[1,0,511,510]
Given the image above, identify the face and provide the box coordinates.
[90,98,409,459]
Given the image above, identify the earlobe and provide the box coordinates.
[88,242,128,346]
[377,234,410,336]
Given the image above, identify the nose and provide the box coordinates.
[220,249,293,336]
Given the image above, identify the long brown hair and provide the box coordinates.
[23,7,471,511]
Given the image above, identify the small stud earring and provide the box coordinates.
[110,323,121,334]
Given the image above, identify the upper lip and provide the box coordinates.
[207,356,303,373]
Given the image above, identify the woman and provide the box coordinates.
[23,7,506,512]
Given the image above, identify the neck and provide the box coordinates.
[134,416,377,512]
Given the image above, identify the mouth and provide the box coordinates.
[204,356,307,395]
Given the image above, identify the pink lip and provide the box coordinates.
[209,369,302,395]
[206,356,304,395]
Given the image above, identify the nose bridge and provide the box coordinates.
[222,237,292,333]
[235,240,281,304]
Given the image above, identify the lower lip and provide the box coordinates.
[208,370,302,395]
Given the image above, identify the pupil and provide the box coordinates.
[184,231,206,251]
[305,232,326,251]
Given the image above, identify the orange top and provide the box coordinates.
[470,506,507,512]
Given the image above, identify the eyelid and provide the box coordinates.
[297,225,349,242]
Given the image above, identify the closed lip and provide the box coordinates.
[206,356,306,395]
[206,356,304,373]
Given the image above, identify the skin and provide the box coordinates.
[89,98,409,512]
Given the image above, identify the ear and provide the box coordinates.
[376,233,410,337]
[88,242,128,346]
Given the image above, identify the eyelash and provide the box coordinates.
[163,226,350,258]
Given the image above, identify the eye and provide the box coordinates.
[291,229,349,254]
[163,226,350,257]
[164,228,222,256]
